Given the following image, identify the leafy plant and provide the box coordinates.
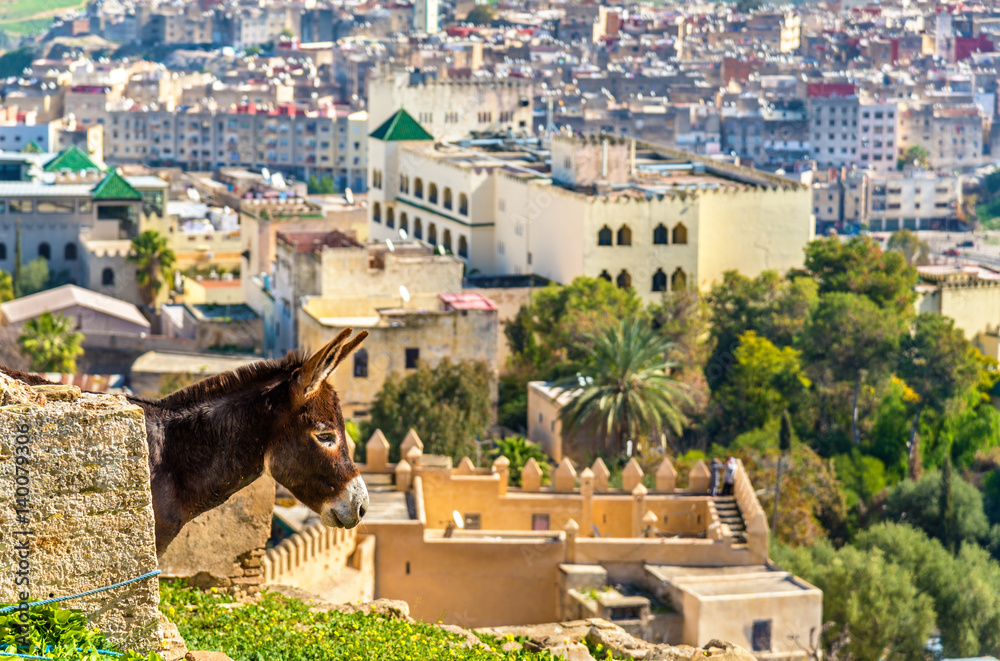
[0,601,162,660]
[17,311,84,373]
[490,435,550,486]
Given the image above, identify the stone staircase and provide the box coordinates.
[714,496,747,543]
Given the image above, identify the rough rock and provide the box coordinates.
[0,372,162,652]
[185,652,235,661]
[322,598,414,622]
[158,475,274,594]
[158,612,189,661]
[585,625,757,660]
[438,623,487,650]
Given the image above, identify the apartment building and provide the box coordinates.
[101,105,368,191]
[367,112,814,303]
[857,100,898,172]
[807,83,859,169]
[897,101,985,171]
[853,170,960,231]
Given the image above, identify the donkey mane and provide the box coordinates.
[140,350,310,409]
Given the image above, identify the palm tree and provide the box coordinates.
[558,318,692,456]
[128,230,176,307]
[18,312,84,373]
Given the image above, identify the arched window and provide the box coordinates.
[414,218,423,240]
[353,349,368,378]
[458,235,468,258]
[616,270,631,289]
[373,202,381,223]
[599,270,612,282]
[428,223,437,245]
[38,242,50,260]
[414,178,424,199]
[444,188,453,210]
[400,175,408,194]
[400,213,409,233]
[386,207,395,229]
[428,183,438,204]
[443,229,452,250]
[671,267,687,291]
[102,268,115,286]
[597,226,612,246]
[617,225,632,246]
[459,193,468,215]
[653,224,668,245]
[652,268,667,292]
[64,243,77,261]
[0,243,6,260]
[672,223,688,245]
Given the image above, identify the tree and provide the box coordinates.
[772,409,793,532]
[705,270,817,391]
[713,331,811,440]
[887,229,929,266]
[941,455,957,552]
[365,359,493,462]
[489,436,550,486]
[17,312,84,373]
[773,541,935,661]
[898,314,980,478]
[804,235,918,313]
[0,46,36,79]
[128,230,176,307]
[881,468,991,549]
[897,145,930,171]
[857,523,1000,658]
[16,258,49,298]
[558,318,692,456]
[802,292,904,446]
[466,4,496,25]
[0,270,12,303]
[280,27,295,38]
[505,276,643,374]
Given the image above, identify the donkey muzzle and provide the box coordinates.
[323,475,369,528]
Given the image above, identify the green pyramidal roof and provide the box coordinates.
[369,109,434,142]
[44,145,100,172]
[21,140,42,154]
[92,171,142,201]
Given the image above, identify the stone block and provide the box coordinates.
[0,373,161,653]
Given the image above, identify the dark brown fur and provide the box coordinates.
[3,330,368,555]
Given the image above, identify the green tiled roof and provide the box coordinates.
[369,109,434,142]
[43,145,100,172]
[91,171,142,201]
[21,140,42,154]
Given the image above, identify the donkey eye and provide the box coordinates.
[315,432,335,444]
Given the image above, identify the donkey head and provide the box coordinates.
[268,328,370,529]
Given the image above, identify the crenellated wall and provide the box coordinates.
[261,524,375,604]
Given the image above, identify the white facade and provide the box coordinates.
[414,0,440,34]
[857,101,898,173]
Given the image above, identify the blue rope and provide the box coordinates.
[0,569,161,658]
[0,570,161,614]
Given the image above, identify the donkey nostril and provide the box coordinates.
[358,504,367,519]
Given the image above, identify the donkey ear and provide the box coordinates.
[330,330,369,373]
[295,327,352,400]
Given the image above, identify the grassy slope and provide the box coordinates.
[0,0,86,34]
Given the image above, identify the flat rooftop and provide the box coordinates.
[647,564,820,598]
[131,350,259,375]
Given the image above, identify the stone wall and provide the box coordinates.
[158,476,275,598]
[262,524,375,604]
[0,374,162,652]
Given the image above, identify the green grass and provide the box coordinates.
[0,0,86,34]
[160,581,562,661]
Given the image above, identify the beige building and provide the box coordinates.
[351,431,822,658]
[916,264,1000,359]
[368,117,814,302]
[367,66,535,141]
[897,102,985,171]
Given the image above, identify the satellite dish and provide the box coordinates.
[261,167,271,181]
[187,188,201,202]
[272,172,286,189]
[344,187,355,205]
[399,285,410,303]
[223,205,231,214]
[452,510,464,529]
[386,238,394,252]
[398,228,408,240]
[437,244,446,255]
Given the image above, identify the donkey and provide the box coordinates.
[3,328,370,555]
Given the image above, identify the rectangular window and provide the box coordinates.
[751,621,772,652]
[37,200,74,214]
[10,200,33,213]
[464,513,481,530]
[405,348,419,369]
[0,201,5,213]
[532,514,550,531]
